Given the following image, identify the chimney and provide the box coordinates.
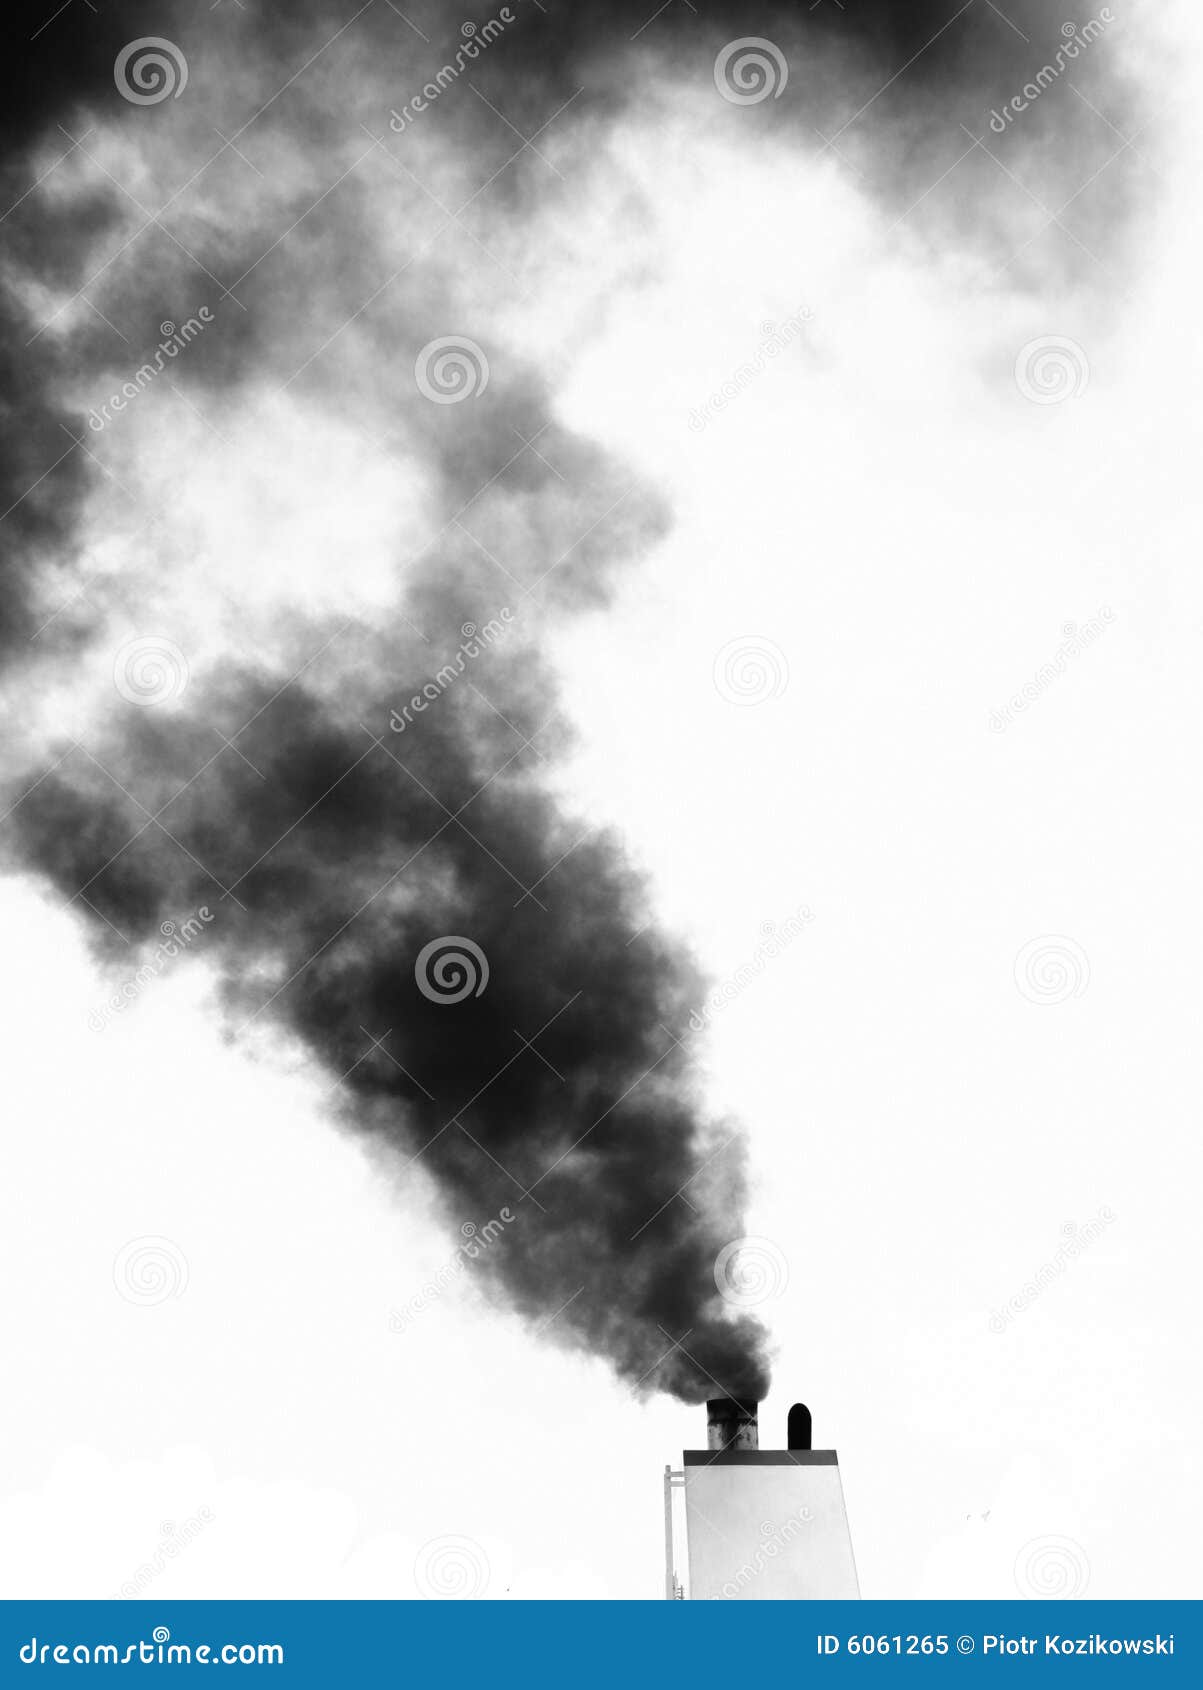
[670,1394,860,1598]
[705,1396,759,1451]
[787,1402,813,1450]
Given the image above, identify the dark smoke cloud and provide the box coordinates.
[460,0,1072,112]
[440,0,1142,257]
[0,0,1146,1400]
[10,659,774,1398]
[0,317,89,659]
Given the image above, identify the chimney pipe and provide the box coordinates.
[706,1396,759,1451]
[787,1402,812,1451]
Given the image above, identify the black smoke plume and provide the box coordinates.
[1,0,1144,1399]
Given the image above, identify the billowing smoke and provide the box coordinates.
[0,1,1142,1400]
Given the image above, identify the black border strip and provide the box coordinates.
[682,1450,839,1466]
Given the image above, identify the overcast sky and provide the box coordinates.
[1,0,1200,1600]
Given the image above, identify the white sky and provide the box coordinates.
[1,0,1200,1600]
